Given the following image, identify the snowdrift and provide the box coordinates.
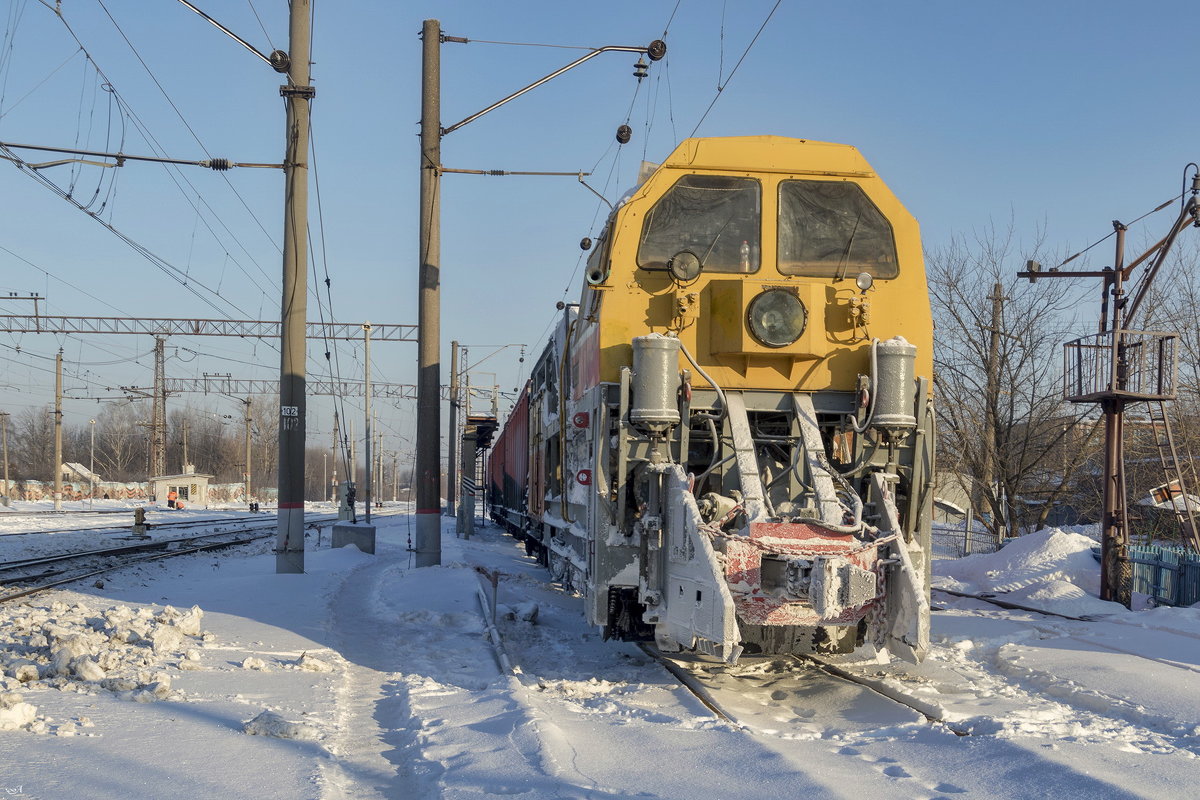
[933,528,1125,617]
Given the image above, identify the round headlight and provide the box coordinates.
[667,250,702,283]
[746,289,807,348]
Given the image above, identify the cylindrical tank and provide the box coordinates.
[871,336,917,430]
[630,334,682,434]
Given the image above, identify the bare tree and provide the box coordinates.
[12,407,54,481]
[929,223,1099,539]
[94,402,147,482]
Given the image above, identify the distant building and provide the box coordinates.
[60,462,101,485]
[150,467,213,509]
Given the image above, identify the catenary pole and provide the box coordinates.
[53,349,63,511]
[243,398,252,506]
[447,339,459,516]
[0,411,9,506]
[416,19,442,566]
[89,419,95,508]
[276,0,313,573]
[364,322,373,525]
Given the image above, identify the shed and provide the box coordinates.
[150,471,214,509]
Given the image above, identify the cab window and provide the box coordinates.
[637,175,761,273]
[778,180,898,278]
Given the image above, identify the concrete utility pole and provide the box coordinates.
[447,339,459,517]
[89,418,95,507]
[242,398,252,505]
[276,0,314,574]
[457,356,470,535]
[363,322,373,525]
[152,336,166,483]
[416,22,664,567]
[53,348,62,511]
[331,411,339,503]
[416,18,443,567]
[181,418,190,471]
[0,411,9,506]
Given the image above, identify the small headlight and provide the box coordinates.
[746,289,807,348]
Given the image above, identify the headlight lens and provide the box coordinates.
[746,289,807,348]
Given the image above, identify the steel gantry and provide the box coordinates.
[0,314,415,341]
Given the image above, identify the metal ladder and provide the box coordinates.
[1146,400,1200,551]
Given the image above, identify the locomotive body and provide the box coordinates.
[489,136,933,663]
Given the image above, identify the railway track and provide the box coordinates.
[637,644,972,736]
[0,511,283,538]
[472,559,967,739]
[0,510,401,603]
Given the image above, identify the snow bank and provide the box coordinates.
[935,529,1099,593]
[0,600,211,733]
[934,528,1125,616]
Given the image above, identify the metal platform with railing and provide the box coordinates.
[1063,329,1178,404]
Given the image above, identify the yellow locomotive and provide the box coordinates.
[489,135,932,663]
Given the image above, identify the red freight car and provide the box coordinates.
[488,381,531,540]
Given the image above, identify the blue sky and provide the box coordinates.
[1,0,1197,466]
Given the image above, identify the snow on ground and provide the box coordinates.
[0,514,1195,798]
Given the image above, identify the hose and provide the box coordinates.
[678,338,728,418]
[847,338,880,434]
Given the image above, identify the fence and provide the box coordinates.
[931,522,1001,559]
[1128,545,1200,607]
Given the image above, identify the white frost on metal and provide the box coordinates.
[660,465,741,662]
[722,393,768,522]
[792,393,844,524]
[870,471,930,663]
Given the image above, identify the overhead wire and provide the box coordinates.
[689,0,781,137]
[0,47,82,121]
[90,1,281,285]
[15,5,279,323]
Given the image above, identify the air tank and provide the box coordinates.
[629,334,682,434]
[871,336,917,430]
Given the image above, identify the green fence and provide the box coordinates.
[1128,545,1200,607]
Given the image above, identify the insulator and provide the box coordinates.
[580,237,593,251]
[633,56,649,80]
[269,50,290,73]
[616,125,632,145]
[647,40,667,61]
[207,158,231,171]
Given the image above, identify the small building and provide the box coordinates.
[60,462,101,485]
[150,469,214,509]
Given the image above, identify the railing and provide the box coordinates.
[1128,544,1200,607]
[1063,330,1177,403]
[931,522,1000,559]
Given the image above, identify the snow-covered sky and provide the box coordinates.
[0,504,1196,798]
[2,1,1198,454]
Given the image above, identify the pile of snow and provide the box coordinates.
[934,528,1124,617]
[0,600,211,733]
[242,710,318,741]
